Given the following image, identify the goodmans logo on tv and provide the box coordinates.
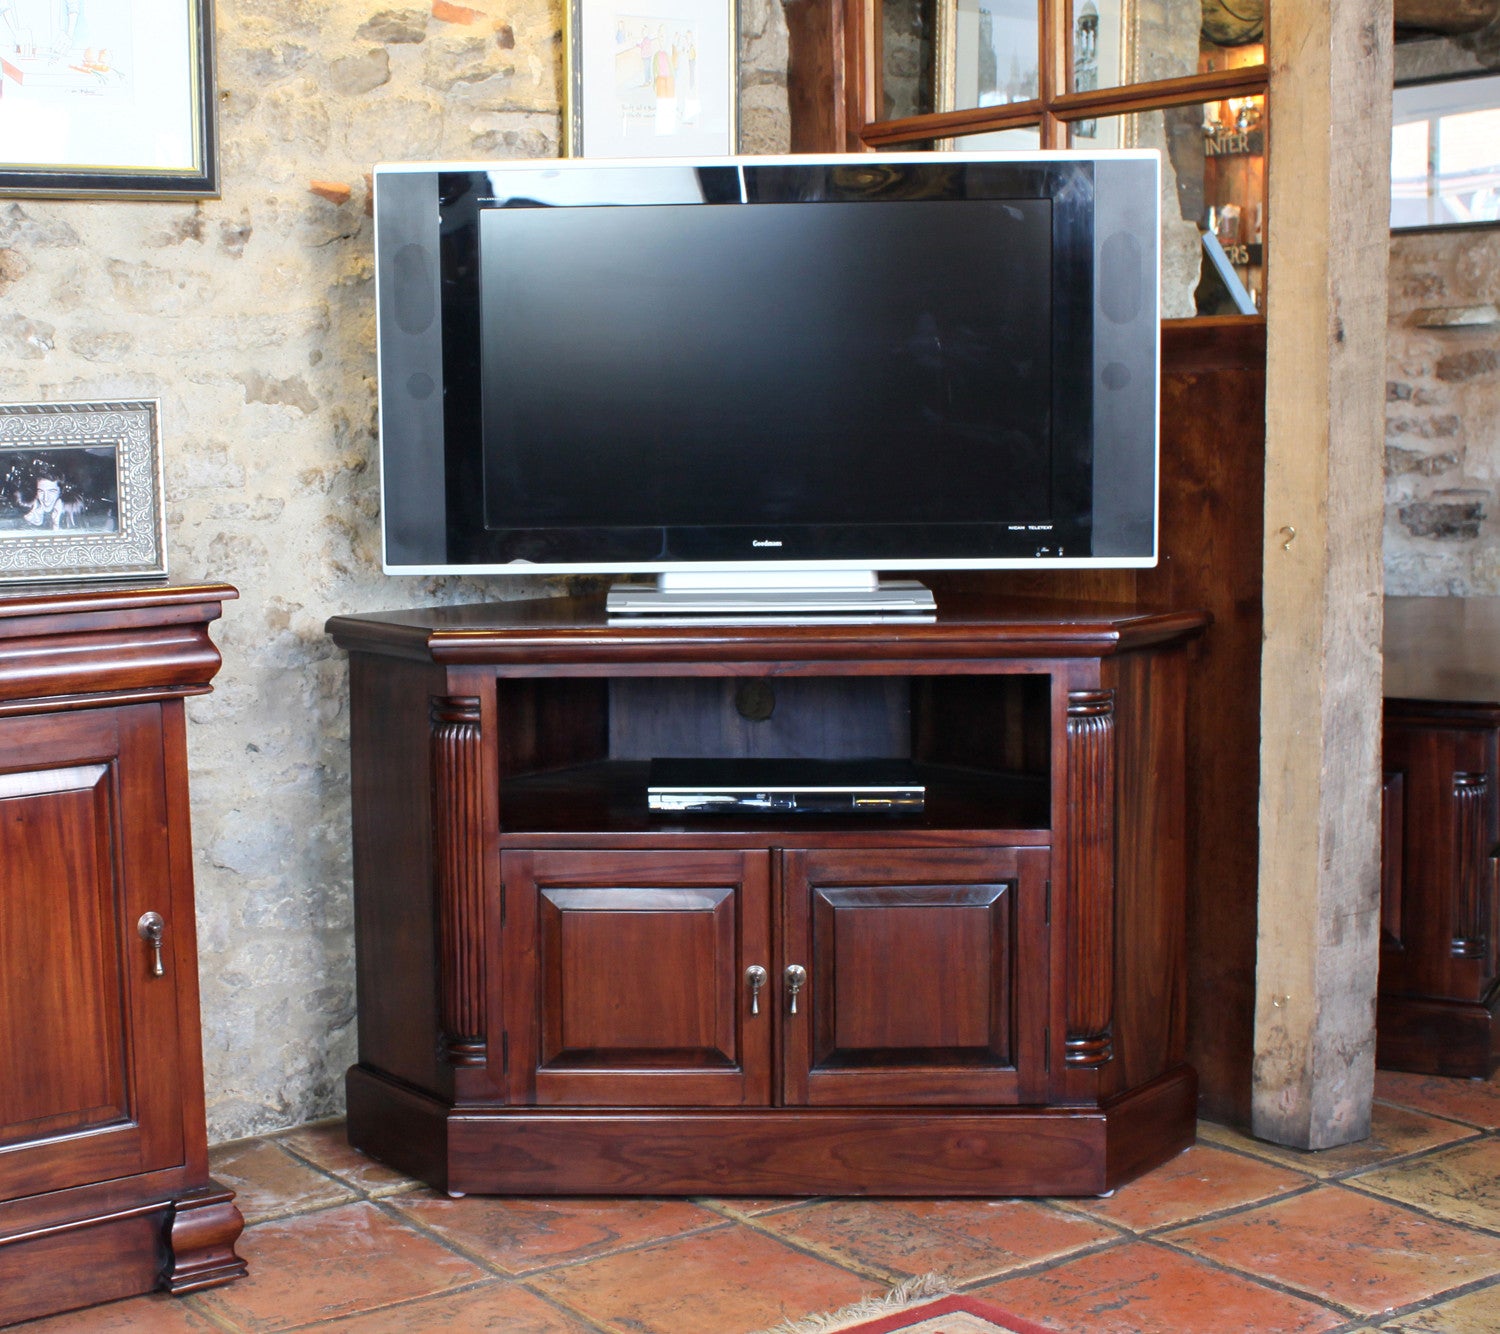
[752,539,783,548]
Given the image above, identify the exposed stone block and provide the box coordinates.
[330,48,391,96]
[358,9,428,43]
[0,313,55,359]
[0,203,79,248]
[236,372,321,415]
[1386,414,1461,439]
[1435,348,1500,382]
[1386,445,1460,477]
[1399,496,1487,540]
[1387,381,1412,401]
[0,248,27,292]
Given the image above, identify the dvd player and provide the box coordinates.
[647,758,925,815]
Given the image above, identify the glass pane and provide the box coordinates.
[1070,96,1267,318]
[879,1,1043,121]
[1071,0,1264,94]
[1391,75,1500,229]
[881,0,939,121]
[940,1,1041,112]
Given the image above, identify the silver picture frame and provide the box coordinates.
[0,401,167,583]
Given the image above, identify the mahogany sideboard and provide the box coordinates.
[1381,596,1500,1077]
[327,593,1209,1197]
[0,583,245,1326]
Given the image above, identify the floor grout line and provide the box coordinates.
[177,1107,1500,1334]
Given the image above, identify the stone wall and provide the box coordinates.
[1385,24,1500,594]
[0,0,787,1142]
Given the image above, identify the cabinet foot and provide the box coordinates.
[163,1184,247,1294]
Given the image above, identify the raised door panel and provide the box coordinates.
[0,708,184,1203]
[781,846,1050,1106]
[1381,720,1500,1001]
[502,849,772,1106]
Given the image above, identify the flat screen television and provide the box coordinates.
[373,151,1161,617]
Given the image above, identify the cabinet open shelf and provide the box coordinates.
[497,759,1051,840]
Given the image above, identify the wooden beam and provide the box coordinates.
[783,0,846,153]
[1394,0,1499,35]
[1254,0,1391,1149]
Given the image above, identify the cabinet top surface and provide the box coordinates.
[1386,596,1500,706]
[326,593,1209,666]
[0,581,238,625]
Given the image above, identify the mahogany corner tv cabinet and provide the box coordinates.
[326,594,1209,1198]
[0,583,245,1327]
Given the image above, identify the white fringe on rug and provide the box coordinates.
[755,1273,956,1334]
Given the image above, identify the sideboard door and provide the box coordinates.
[779,846,1052,1107]
[0,706,186,1203]
[501,848,774,1107]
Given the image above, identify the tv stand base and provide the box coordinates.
[606,574,936,623]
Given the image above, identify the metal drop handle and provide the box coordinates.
[138,912,165,977]
[746,965,767,1015]
[785,964,807,1015]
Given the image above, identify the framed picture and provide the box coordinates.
[565,0,737,158]
[1392,73,1500,231]
[0,402,167,583]
[0,0,217,198]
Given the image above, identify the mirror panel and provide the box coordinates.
[1070,0,1264,94]
[1070,95,1266,318]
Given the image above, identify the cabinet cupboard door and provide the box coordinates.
[502,849,772,1106]
[781,847,1050,1106]
[0,708,185,1203]
[1382,721,1500,998]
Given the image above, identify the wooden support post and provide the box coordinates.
[1254,0,1392,1149]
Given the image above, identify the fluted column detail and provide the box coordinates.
[1065,688,1115,1068]
[431,695,487,1067]
[1450,772,1490,961]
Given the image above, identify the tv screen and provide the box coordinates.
[374,153,1161,594]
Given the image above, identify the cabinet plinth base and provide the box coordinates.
[1376,989,1500,1079]
[346,1064,1196,1198]
[0,1183,245,1326]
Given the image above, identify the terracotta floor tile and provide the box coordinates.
[1196,1102,1476,1178]
[8,1294,227,1333]
[1352,1137,1500,1231]
[311,1281,605,1332]
[1168,1184,1500,1318]
[190,1200,489,1332]
[385,1193,725,1275]
[527,1222,874,1334]
[274,1121,423,1198]
[1066,1143,1314,1233]
[699,1197,816,1217]
[209,1135,358,1223]
[752,1198,1117,1284]
[1375,1068,1500,1130]
[974,1239,1344,1334]
[1385,1279,1500,1333]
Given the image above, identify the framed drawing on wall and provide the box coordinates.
[0,402,167,583]
[0,0,217,198]
[565,0,737,158]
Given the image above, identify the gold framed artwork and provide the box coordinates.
[0,0,217,198]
